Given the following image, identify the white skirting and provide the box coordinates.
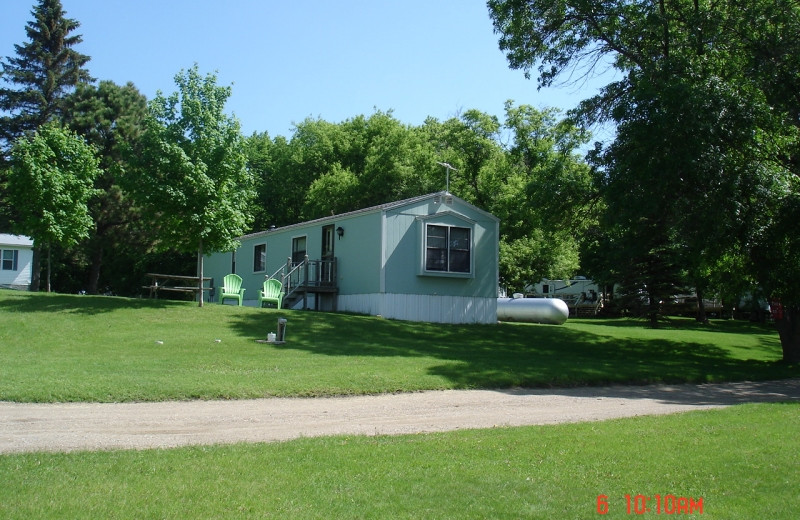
[337,293,497,324]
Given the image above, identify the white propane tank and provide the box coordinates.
[497,296,569,325]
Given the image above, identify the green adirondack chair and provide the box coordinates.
[219,273,245,305]
[259,278,284,309]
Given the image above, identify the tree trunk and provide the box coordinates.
[647,289,660,328]
[774,304,800,363]
[197,239,204,308]
[87,239,103,294]
[696,288,708,324]
[46,243,52,293]
[30,242,42,292]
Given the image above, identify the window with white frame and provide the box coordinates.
[253,243,266,272]
[1,249,18,271]
[425,224,471,274]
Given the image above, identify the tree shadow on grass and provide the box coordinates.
[585,316,776,334]
[494,380,800,407]
[228,310,798,390]
[0,290,188,316]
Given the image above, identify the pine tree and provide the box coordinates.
[0,0,93,153]
[0,0,93,289]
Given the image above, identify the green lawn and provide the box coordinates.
[2,403,798,519]
[1,289,798,519]
[0,289,796,402]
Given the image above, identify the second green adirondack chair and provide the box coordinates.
[259,278,284,309]
[219,273,246,306]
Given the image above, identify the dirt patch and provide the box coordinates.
[2,379,798,454]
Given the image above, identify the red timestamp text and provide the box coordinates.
[596,494,704,515]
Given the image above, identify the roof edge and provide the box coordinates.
[239,191,496,241]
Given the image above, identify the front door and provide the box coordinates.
[321,225,335,284]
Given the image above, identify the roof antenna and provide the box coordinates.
[436,162,457,194]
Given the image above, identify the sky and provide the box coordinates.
[1,0,613,140]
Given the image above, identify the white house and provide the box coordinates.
[0,234,34,290]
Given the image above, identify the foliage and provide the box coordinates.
[489,1,800,357]
[496,102,594,291]
[254,111,440,223]
[123,65,254,304]
[7,124,100,291]
[62,80,149,294]
[0,0,92,152]
[0,0,93,246]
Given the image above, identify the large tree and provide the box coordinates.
[0,0,92,281]
[124,65,254,306]
[497,102,593,292]
[301,111,439,219]
[422,103,592,292]
[0,0,92,151]
[63,80,148,294]
[7,123,100,292]
[489,0,800,359]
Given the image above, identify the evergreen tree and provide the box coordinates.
[0,0,92,153]
[0,0,92,288]
[63,81,148,294]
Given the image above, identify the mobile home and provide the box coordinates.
[205,192,500,324]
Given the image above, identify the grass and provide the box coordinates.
[1,403,798,519]
[0,289,796,402]
[1,290,798,518]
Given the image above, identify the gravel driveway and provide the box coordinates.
[2,379,798,454]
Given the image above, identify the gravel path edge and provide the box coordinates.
[2,379,798,454]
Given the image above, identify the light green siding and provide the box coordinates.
[332,213,382,295]
[204,192,500,323]
[381,198,498,299]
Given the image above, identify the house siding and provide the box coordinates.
[0,234,34,290]
[204,192,500,324]
[338,293,497,324]
[381,200,498,299]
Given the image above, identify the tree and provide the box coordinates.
[489,1,800,355]
[124,65,254,306]
[0,0,92,152]
[421,109,505,208]
[0,0,93,260]
[301,111,439,219]
[498,103,593,292]
[735,0,800,362]
[64,80,148,294]
[7,123,100,292]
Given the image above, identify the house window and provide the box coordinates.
[1,250,18,271]
[425,224,471,273]
[253,244,266,272]
[292,236,307,265]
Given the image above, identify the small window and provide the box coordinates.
[1,250,18,271]
[425,224,471,274]
[253,244,266,272]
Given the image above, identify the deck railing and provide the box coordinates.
[269,256,338,304]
